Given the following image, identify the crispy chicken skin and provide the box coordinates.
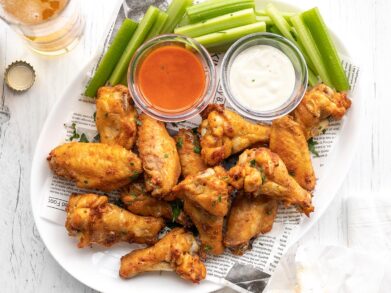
[292,84,352,139]
[137,113,181,199]
[183,200,225,256]
[172,166,230,217]
[199,104,270,166]
[224,193,278,255]
[270,116,316,191]
[121,182,190,226]
[120,228,206,283]
[65,194,165,248]
[96,85,138,150]
[47,142,142,192]
[175,129,207,178]
[228,148,314,216]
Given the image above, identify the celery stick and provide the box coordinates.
[302,8,350,91]
[187,0,254,22]
[308,68,319,86]
[265,3,295,42]
[255,9,294,18]
[178,13,191,27]
[290,14,333,87]
[256,15,273,25]
[84,19,137,97]
[145,10,168,40]
[109,6,159,86]
[161,0,193,33]
[268,25,282,35]
[175,8,256,38]
[195,22,266,49]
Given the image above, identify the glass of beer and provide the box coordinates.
[0,0,85,56]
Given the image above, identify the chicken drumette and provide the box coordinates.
[199,104,270,166]
[65,194,165,248]
[120,228,206,283]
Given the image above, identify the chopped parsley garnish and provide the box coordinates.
[79,133,89,143]
[69,123,80,141]
[136,119,142,126]
[176,137,183,149]
[250,159,256,167]
[217,194,222,203]
[164,153,169,158]
[130,171,139,180]
[170,200,182,222]
[193,146,201,154]
[204,244,213,252]
[308,138,320,157]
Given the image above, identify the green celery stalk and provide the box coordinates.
[308,68,319,86]
[145,10,168,40]
[256,15,273,25]
[267,25,282,35]
[178,13,191,26]
[265,3,295,42]
[161,0,193,33]
[291,14,333,87]
[175,8,256,38]
[302,8,350,91]
[195,22,266,49]
[84,19,137,97]
[255,9,294,18]
[187,0,254,23]
[109,6,160,86]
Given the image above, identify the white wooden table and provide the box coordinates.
[0,0,386,292]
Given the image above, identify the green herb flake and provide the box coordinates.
[176,137,183,149]
[250,159,256,167]
[193,146,201,154]
[170,200,182,222]
[136,119,142,126]
[217,194,222,203]
[204,244,213,252]
[79,133,89,143]
[130,171,139,180]
[164,153,169,158]
[69,123,80,141]
[308,138,320,157]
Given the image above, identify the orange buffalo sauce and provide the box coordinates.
[138,45,206,112]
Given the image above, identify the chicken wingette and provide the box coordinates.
[228,148,314,216]
[137,113,181,199]
[47,142,142,191]
[270,116,316,191]
[224,192,278,255]
[96,85,138,150]
[120,228,206,283]
[199,104,270,166]
[65,194,165,248]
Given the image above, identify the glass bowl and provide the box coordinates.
[221,32,308,121]
[128,34,217,122]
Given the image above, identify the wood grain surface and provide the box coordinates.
[0,0,385,292]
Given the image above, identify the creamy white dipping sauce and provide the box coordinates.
[229,45,296,111]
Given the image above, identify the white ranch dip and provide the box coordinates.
[229,45,296,111]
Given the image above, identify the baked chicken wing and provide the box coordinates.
[65,194,165,248]
[120,228,206,283]
[270,116,316,191]
[292,84,352,139]
[224,192,278,255]
[96,85,138,150]
[121,182,190,226]
[137,113,181,199]
[175,129,207,178]
[228,148,314,216]
[199,104,270,166]
[47,142,142,192]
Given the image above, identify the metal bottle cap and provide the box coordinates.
[4,61,36,92]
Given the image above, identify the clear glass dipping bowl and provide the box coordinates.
[221,32,308,121]
[128,34,217,122]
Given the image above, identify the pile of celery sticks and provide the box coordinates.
[85,0,349,98]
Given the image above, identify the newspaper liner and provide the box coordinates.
[39,1,360,292]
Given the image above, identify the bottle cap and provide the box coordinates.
[4,61,36,92]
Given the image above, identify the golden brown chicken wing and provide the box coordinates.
[95,85,138,150]
[199,104,270,166]
[121,182,190,226]
[120,228,206,283]
[228,148,314,216]
[270,116,316,191]
[224,192,278,255]
[292,84,352,139]
[183,200,225,256]
[65,194,165,248]
[175,129,207,178]
[47,142,142,192]
[137,114,181,199]
[172,166,230,217]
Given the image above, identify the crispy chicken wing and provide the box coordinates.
[175,129,207,178]
[121,182,190,226]
[270,116,316,191]
[120,228,206,283]
[137,114,181,199]
[65,194,165,248]
[292,84,352,139]
[224,192,278,255]
[47,142,142,192]
[96,85,137,150]
[183,200,224,256]
[172,166,230,217]
[228,148,314,216]
[199,104,270,166]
